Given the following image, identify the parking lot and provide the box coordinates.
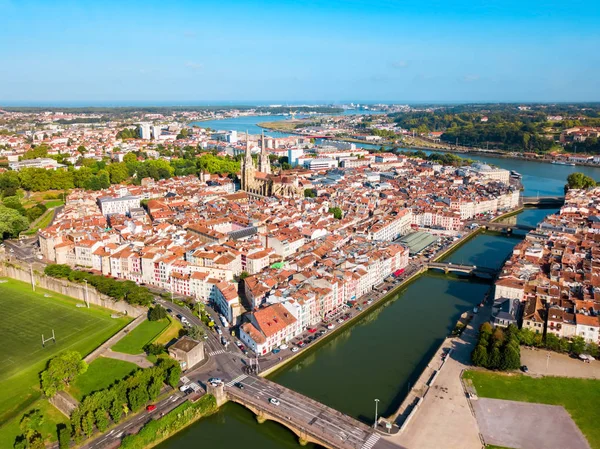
[473,398,591,449]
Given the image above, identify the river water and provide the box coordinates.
[158,116,600,449]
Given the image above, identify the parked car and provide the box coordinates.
[297,341,306,348]
[291,347,299,353]
[520,365,529,373]
[279,344,288,350]
[269,398,280,406]
[272,348,281,354]
[208,377,222,384]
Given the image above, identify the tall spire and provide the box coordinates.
[258,129,271,174]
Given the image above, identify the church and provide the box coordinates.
[240,131,304,199]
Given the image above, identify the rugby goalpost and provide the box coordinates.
[42,329,56,347]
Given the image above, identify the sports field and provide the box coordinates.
[0,279,128,381]
[0,277,130,440]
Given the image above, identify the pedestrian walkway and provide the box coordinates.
[209,349,226,356]
[102,349,153,368]
[84,314,147,364]
[225,374,247,387]
[361,433,380,449]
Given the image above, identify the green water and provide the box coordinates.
[159,230,526,448]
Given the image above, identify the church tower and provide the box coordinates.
[240,130,255,191]
[258,130,272,174]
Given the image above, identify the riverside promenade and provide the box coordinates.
[381,293,492,449]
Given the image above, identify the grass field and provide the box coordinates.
[69,358,138,401]
[464,370,600,449]
[0,278,130,446]
[154,316,182,345]
[112,318,169,354]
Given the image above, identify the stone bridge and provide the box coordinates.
[521,196,565,206]
[479,222,536,232]
[426,262,498,278]
[210,375,389,449]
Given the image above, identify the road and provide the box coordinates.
[227,375,398,449]
[81,393,184,449]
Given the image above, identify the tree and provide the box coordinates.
[570,336,586,355]
[81,411,94,437]
[518,327,535,346]
[15,409,45,449]
[57,423,71,449]
[148,377,162,400]
[127,385,148,411]
[108,162,129,184]
[187,325,205,341]
[500,343,521,370]
[328,207,343,220]
[239,271,250,281]
[489,345,502,369]
[94,408,108,432]
[0,205,29,239]
[109,399,123,423]
[143,343,166,355]
[304,188,316,198]
[3,196,26,216]
[158,357,181,388]
[565,172,596,191]
[471,344,489,367]
[41,351,88,397]
[148,304,167,321]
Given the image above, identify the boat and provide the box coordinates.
[552,160,576,166]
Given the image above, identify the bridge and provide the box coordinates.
[478,222,536,232]
[211,375,392,449]
[426,262,498,278]
[521,196,565,206]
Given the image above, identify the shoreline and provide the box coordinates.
[257,123,600,169]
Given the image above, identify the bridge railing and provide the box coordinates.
[227,390,364,449]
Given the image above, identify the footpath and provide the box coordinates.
[382,295,492,449]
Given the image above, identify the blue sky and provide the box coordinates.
[1,0,599,104]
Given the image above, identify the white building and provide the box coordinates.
[139,123,152,140]
[98,195,141,216]
[302,158,338,171]
[288,148,304,167]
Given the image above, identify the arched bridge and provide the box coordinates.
[521,196,565,206]
[427,262,498,277]
[479,222,536,232]
[220,375,388,449]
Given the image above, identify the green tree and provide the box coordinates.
[570,336,586,355]
[471,344,489,367]
[143,343,166,356]
[488,345,502,369]
[94,408,108,432]
[44,264,73,278]
[0,205,29,239]
[148,377,162,400]
[81,411,94,437]
[239,271,250,281]
[18,409,44,446]
[500,343,521,370]
[127,385,149,411]
[123,152,138,164]
[518,327,535,346]
[109,399,123,423]
[3,196,26,216]
[304,188,316,198]
[57,423,71,449]
[148,304,167,321]
[108,162,129,184]
[41,351,88,397]
[565,172,596,191]
[328,207,343,220]
[187,325,205,341]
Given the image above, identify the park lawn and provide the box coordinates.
[0,398,68,449]
[112,318,169,355]
[69,357,138,401]
[0,278,130,445]
[43,199,65,208]
[464,370,600,449]
[154,316,182,345]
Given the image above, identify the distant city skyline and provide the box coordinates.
[1,0,599,103]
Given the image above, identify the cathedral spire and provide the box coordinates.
[258,129,272,174]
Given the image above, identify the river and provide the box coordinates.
[157,116,600,449]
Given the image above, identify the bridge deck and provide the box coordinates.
[427,262,497,275]
[226,374,384,449]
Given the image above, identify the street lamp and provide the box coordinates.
[374,399,380,429]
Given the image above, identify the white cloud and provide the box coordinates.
[462,74,481,82]
[185,61,203,71]
[389,60,409,69]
